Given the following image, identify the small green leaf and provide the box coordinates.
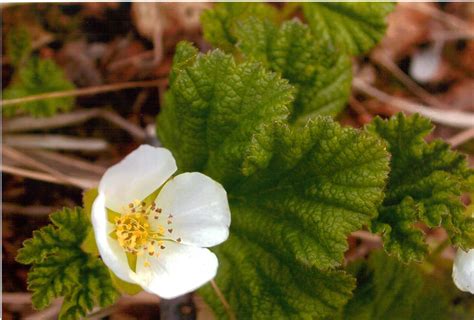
[342,251,450,320]
[58,257,118,320]
[3,57,75,117]
[201,3,277,52]
[16,207,119,319]
[368,113,474,261]
[303,3,395,55]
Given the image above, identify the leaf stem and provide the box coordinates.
[210,279,236,320]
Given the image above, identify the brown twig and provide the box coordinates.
[2,293,35,304]
[353,78,474,129]
[2,203,55,216]
[430,30,474,41]
[410,3,471,30]
[100,109,147,141]
[371,51,447,109]
[210,280,235,320]
[0,79,166,108]
[132,90,150,115]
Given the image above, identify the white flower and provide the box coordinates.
[453,249,474,294]
[92,145,231,299]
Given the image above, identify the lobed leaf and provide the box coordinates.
[157,41,294,185]
[235,18,352,120]
[368,113,474,262]
[201,3,353,120]
[3,57,75,117]
[201,2,277,52]
[16,207,119,319]
[303,3,395,55]
[342,251,450,320]
[158,43,390,318]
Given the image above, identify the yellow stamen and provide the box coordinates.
[110,200,182,267]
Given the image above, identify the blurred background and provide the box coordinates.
[2,2,473,319]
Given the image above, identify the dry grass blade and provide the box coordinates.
[2,164,98,189]
[210,280,236,320]
[447,128,474,148]
[3,108,147,141]
[2,145,82,186]
[100,109,147,141]
[27,149,106,175]
[3,134,108,151]
[0,79,166,108]
[353,78,474,129]
[2,203,55,216]
[24,301,62,320]
[2,109,100,133]
[411,3,471,30]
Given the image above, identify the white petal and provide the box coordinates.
[91,192,135,283]
[99,145,177,212]
[453,249,474,294]
[132,243,218,299]
[154,172,231,247]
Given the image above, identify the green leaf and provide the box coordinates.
[157,41,294,184]
[158,43,390,318]
[3,57,75,117]
[237,18,352,120]
[342,251,450,320]
[202,234,355,319]
[201,3,277,52]
[201,4,353,120]
[6,27,32,67]
[368,113,474,262]
[303,3,395,55]
[16,207,119,319]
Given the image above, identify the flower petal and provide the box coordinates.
[99,145,177,212]
[132,243,218,299]
[453,249,474,294]
[91,192,135,283]
[154,172,231,247]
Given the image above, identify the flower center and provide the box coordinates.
[113,201,182,258]
[115,213,155,253]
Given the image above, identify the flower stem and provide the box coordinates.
[210,279,236,320]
